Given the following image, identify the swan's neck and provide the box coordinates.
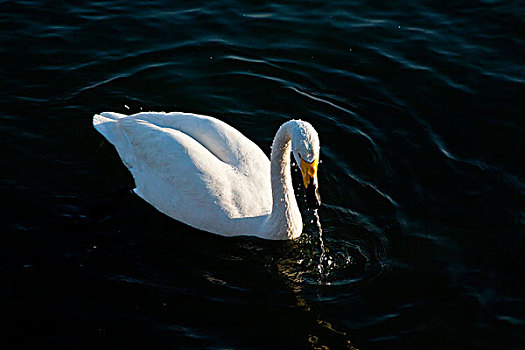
[267,123,302,239]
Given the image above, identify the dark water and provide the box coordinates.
[3,0,525,348]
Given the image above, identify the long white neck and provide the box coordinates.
[265,122,302,239]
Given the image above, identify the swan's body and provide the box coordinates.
[93,112,320,240]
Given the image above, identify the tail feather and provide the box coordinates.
[93,112,136,169]
[93,112,128,145]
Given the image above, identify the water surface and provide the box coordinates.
[3,0,524,348]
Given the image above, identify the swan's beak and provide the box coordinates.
[300,158,321,209]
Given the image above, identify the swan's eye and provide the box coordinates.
[298,152,302,159]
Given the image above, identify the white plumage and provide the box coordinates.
[93,112,320,240]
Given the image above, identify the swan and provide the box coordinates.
[93,112,321,240]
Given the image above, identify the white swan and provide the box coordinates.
[93,112,320,240]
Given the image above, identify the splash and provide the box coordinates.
[313,209,331,277]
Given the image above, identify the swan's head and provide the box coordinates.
[290,120,321,209]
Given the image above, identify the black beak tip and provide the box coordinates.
[305,180,321,209]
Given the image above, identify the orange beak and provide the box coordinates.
[300,157,318,188]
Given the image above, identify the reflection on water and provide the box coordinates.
[273,204,389,289]
[270,210,359,349]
